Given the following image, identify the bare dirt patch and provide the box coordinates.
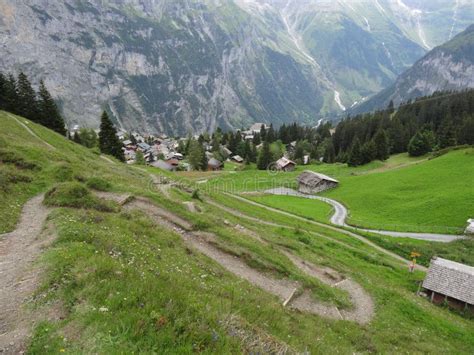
[0,194,56,353]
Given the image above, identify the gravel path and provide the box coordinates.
[224,192,423,270]
[96,191,375,323]
[0,195,52,353]
[264,187,465,243]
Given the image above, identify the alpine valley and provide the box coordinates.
[0,0,472,134]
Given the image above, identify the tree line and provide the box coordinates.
[206,89,473,169]
[0,71,66,135]
[333,90,474,165]
[0,71,125,162]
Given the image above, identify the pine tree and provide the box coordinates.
[37,80,66,135]
[458,116,474,145]
[257,140,272,170]
[4,74,20,114]
[188,139,205,171]
[438,120,457,149]
[16,72,39,121]
[266,124,276,143]
[408,130,434,157]
[98,111,124,162]
[373,129,390,161]
[0,73,6,110]
[323,141,336,163]
[361,140,376,164]
[73,131,82,144]
[260,124,267,142]
[294,141,305,163]
[347,138,363,167]
[135,150,145,165]
[387,100,395,114]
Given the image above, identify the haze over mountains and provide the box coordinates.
[0,0,472,134]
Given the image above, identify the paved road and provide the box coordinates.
[264,188,465,243]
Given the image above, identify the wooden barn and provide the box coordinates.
[207,158,223,171]
[275,157,296,172]
[422,257,474,312]
[297,171,339,194]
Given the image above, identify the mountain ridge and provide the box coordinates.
[352,23,474,114]
[0,0,470,134]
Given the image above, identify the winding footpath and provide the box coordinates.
[264,188,465,243]
[100,192,375,324]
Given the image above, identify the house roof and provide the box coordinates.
[137,142,151,151]
[249,123,268,132]
[166,158,179,166]
[422,257,474,305]
[208,158,222,167]
[297,170,339,186]
[232,155,244,162]
[122,140,132,146]
[276,157,296,168]
[151,160,174,171]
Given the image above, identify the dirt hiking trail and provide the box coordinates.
[0,194,53,353]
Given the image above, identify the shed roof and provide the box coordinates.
[297,170,339,186]
[232,155,244,163]
[208,158,222,167]
[151,160,174,171]
[276,157,296,168]
[422,257,474,305]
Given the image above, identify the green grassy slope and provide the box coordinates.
[188,150,473,234]
[325,148,474,233]
[1,112,473,353]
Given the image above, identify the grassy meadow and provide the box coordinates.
[181,148,474,234]
[1,111,474,353]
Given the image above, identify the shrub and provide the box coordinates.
[86,177,112,191]
[51,163,74,182]
[44,182,118,212]
[0,167,32,191]
[191,189,201,200]
[0,148,39,170]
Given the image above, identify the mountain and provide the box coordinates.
[0,0,470,134]
[352,24,474,114]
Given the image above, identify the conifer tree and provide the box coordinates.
[188,139,204,171]
[347,138,363,167]
[73,131,82,145]
[408,130,434,157]
[257,140,272,170]
[4,74,20,114]
[438,120,457,149]
[361,140,376,164]
[0,73,6,110]
[323,141,336,163]
[37,80,66,135]
[16,72,39,121]
[260,124,267,142]
[135,150,145,165]
[98,110,124,162]
[266,124,276,143]
[373,129,390,161]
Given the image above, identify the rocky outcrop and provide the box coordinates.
[0,0,329,135]
[352,24,474,113]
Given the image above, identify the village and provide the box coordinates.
[113,123,310,172]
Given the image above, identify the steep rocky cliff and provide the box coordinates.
[353,24,474,113]
[0,0,469,134]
